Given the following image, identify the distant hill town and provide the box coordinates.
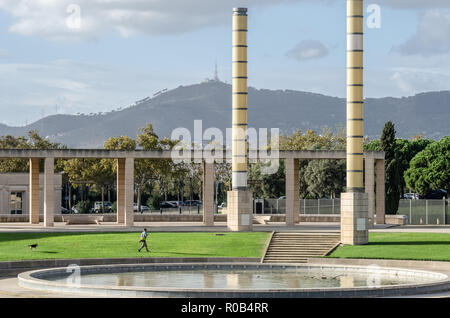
[0,81,449,148]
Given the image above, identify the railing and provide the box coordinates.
[398,199,449,225]
[253,198,449,224]
[254,198,341,215]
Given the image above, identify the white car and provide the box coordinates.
[403,193,419,200]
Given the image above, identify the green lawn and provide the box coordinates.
[0,232,270,261]
[329,232,450,261]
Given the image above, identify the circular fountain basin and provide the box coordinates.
[18,263,450,298]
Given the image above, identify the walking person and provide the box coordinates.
[138,228,149,252]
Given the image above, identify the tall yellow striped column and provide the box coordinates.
[341,0,369,245]
[232,7,248,191]
[227,8,253,232]
[346,0,364,192]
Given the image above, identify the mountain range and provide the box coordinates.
[0,81,449,148]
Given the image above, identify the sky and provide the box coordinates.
[0,0,449,126]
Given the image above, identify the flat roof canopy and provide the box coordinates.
[0,149,385,161]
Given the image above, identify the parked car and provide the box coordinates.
[160,201,178,209]
[134,203,150,212]
[94,201,112,213]
[61,207,70,214]
[218,202,226,209]
[184,200,202,206]
[278,196,286,200]
[403,193,419,200]
[165,201,184,207]
[420,189,448,200]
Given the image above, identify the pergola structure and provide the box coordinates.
[0,149,385,228]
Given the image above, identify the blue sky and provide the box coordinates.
[0,0,449,126]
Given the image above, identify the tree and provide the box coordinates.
[0,131,64,173]
[380,122,401,214]
[405,136,450,195]
[136,124,177,210]
[304,159,346,199]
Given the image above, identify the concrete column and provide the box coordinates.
[231,7,248,191]
[116,158,125,224]
[341,192,369,245]
[364,157,375,228]
[124,157,134,227]
[341,0,368,245]
[202,161,215,226]
[44,157,54,227]
[29,158,40,224]
[285,158,299,226]
[376,159,386,224]
[346,0,365,192]
[227,7,252,232]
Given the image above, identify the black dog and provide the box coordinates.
[28,244,38,250]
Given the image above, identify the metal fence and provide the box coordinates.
[253,198,449,224]
[398,199,449,225]
[254,198,341,215]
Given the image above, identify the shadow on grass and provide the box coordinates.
[143,251,217,257]
[0,232,145,243]
[367,241,450,246]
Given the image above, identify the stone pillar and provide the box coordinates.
[285,158,299,226]
[227,190,253,232]
[116,158,125,224]
[341,0,368,245]
[341,192,369,245]
[227,7,252,232]
[29,158,40,224]
[364,157,375,228]
[44,157,54,227]
[202,161,215,226]
[376,159,386,224]
[124,157,134,227]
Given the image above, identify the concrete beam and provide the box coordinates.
[376,159,386,224]
[124,157,134,227]
[29,158,40,225]
[285,158,300,226]
[202,161,215,226]
[116,158,125,225]
[0,149,385,161]
[43,157,54,227]
[365,157,375,228]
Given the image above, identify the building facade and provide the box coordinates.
[0,173,62,215]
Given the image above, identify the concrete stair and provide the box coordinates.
[262,232,341,264]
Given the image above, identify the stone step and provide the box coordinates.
[262,232,341,264]
[263,260,308,263]
[265,252,327,256]
[271,241,339,246]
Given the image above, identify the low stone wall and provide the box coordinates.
[0,214,340,223]
[0,257,260,277]
[385,214,408,225]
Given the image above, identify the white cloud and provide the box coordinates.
[377,0,450,9]
[0,0,316,41]
[2,0,449,42]
[0,48,12,58]
[286,40,329,61]
[0,59,208,125]
[393,10,450,56]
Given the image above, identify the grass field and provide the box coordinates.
[0,232,270,261]
[329,232,450,261]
